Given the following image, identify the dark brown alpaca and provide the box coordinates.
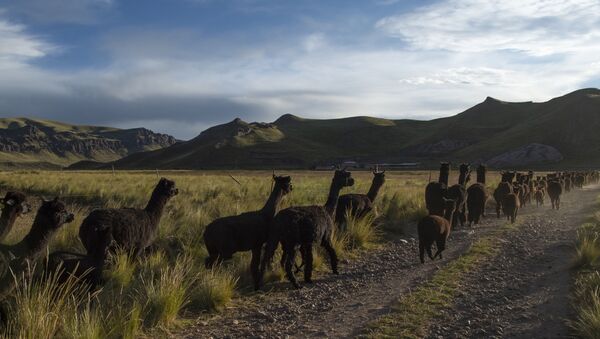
[79,178,178,268]
[547,179,562,210]
[447,163,470,228]
[260,170,354,289]
[203,175,292,290]
[0,198,74,301]
[493,171,513,218]
[0,192,30,243]
[335,170,385,229]
[425,163,450,216]
[418,198,456,263]
[503,189,520,224]
[467,164,488,226]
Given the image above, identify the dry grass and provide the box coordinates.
[0,169,443,336]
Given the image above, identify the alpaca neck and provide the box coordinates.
[324,181,344,217]
[438,171,449,186]
[260,186,285,219]
[477,171,486,184]
[0,209,18,242]
[458,172,468,186]
[18,220,58,260]
[366,181,384,202]
[144,190,169,220]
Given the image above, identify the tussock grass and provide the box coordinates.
[571,215,600,338]
[0,169,438,335]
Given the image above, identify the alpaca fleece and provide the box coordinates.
[260,170,354,289]
[335,171,385,228]
[203,175,292,290]
[418,199,456,263]
[503,192,520,223]
[79,178,178,263]
[547,180,563,210]
[0,191,30,242]
[0,198,74,301]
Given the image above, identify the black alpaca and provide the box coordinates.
[425,163,450,216]
[493,171,513,218]
[466,164,488,226]
[418,198,456,263]
[0,198,74,301]
[260,170,354,289]
[447,163,470,228]
[0,192,30,242]
[335,170,385,229]
[203,175,292,290]
[78,178,178,267]
[547,179,562,210]
[45,228,112,287]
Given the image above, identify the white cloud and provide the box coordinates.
[376,0,600,56]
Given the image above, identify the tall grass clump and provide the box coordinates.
[141,259,191,327]
[2,265,98,339]
[188,267,237,312]
[571,212,600,338]
[381,190,427,235]
[343,210,379,250]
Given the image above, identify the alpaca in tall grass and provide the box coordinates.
[203,175,292,290]
[45,228,112,287]
[418,198,456,263]
[467,164,488,226]
[0,198,74,300]
[447,163,470,227]
[0,192,30,242]
[335,170,385,229]
[260,170,354,289]
[534,188,545,207]
[425,163,450,216]
[79,178,178,266]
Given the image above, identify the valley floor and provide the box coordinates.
[176,185,599,338]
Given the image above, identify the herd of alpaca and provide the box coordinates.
[0,166,598,325]
[419,163,600,263]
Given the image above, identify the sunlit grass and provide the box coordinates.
[0,169,441,335]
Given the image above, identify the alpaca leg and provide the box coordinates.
[433,239,445,260]
[419,240,425,264]
[250,247,261,290]
[496,204,501,218]
[301,243,313,283]
[426,242,434,260]
[283,244,300,289]
[259,237,279,277]
[557,198,560,210]
[321,238,339,275]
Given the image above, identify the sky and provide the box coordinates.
[0,0,599,139]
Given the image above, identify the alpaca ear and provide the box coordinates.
[4,199,15,206]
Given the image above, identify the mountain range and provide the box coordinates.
[3,88,600,170]
[0,118,177,169]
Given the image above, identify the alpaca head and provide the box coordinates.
[440,162,450,173]
[156,178,179,198]
[273,175,293,195]
[2,191,30,216]
[459,163,470,174]
[35,197,75,230]
[333,169,354,188]
[372,170,386,186]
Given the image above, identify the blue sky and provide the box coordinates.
[0,0,599,139]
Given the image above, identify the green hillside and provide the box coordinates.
[88,88,600,170]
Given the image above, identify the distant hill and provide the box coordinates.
[0,117,177,169]
[76,88,600,170]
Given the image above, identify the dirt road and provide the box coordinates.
[178,185,599,338]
